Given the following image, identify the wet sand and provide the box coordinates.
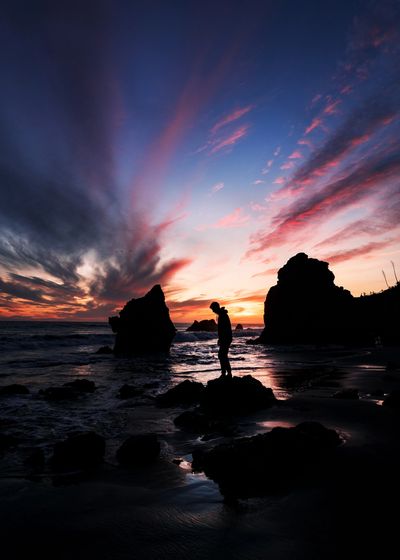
[1,346,400,559]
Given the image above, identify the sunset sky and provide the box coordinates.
[0,0,399,323]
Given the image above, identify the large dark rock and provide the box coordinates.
[192,421,341,498]
[200,375,277,415]
[51,431,105,470]
[117,384,143,399]
[63,379,96,393]
[0,384,30,396]
[257,253,354,345]
[256,253,400,346]
[116,434,160,465]
[156,380,205,407]
[40,386,81,401]
[109,284,176,354]
[186,319,218,332]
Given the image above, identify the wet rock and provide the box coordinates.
[156,380,205,407]
[40,386,81,401]
[109,284,176,354]
[333,388,359,400]
[63,379,96,393]
[0,384,30,396]
[174,409,228,434]
[192,422,341,499]
[186,319,217,332]
[116,434,160,465]
[383,390,400,408]
[95,345,113,354]
[118,384,144,399]
[235,324,243,331]
[200,375,276,415]
[52,431,105,470]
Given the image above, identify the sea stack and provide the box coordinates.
[257,253,354,345]
[109,284,176,354]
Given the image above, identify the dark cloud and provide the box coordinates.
[0,2,190,317]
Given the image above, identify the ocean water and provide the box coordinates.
[0,320,375,475]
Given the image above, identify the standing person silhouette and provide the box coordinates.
[210,301,232,378]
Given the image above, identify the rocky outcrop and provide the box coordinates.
[51,431,105,470]
[257,253,354,345]
[256,253,400,346]
[0,384,30,396]
[109,284,176,354]
[156,380,205,407]
[192,422,341,498]
[200,375,276,414]
[186,319,218,332]
[235,324,243,331]
[116,434,160,465]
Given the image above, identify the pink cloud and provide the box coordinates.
[298,138,313,148]
[305,117,323,135]
[273,176,286,185]
[253,179,265,185]
[214,207,249,228]
[323,240,393,265]
[210,124,249,154]
[274,147,281,157]
[288,150,302,159]
[324,100,341,115]
[280,161,294,170]
[210,105,254,135]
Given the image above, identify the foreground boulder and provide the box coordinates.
[116,434,160,465]
[109,284,176,354]
[52,432,105,470]
[192,422,341,498]
[200,375,277,414]
[186,319,218,332]
[156,380,205,407]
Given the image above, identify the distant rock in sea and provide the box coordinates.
[256,252,400,346]
[109,284,176,354]
[235,324,243,331]
[186,319,217,332]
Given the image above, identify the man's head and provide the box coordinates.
[210,301,220,314]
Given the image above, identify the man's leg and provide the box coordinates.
[218,346,226,375]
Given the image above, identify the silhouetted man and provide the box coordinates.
[210,301,232,378]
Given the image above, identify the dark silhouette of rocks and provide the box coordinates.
[174,409,230,435]
[63,379,96,393]
[192,422,341,499]
[156,375,276,416]
[186,319,217,332]
[109,284,176,354]
[256,253,400,345]
[95,345,113,354]
[24,448,45,471]
[200,375,277,415]
[117,384,144,399]
[51,432,105,470]
[235,324,243,330]
[40,379,96,400]
[0,384,30,396]
[116,434,160,465]
[156,380,205,407]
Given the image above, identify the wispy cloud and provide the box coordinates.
[211,182,224,194]
[210,105,254,135]
[209,124,250,154]
[322,240,394,265]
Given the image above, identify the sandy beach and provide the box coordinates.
[1,344,400,559]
